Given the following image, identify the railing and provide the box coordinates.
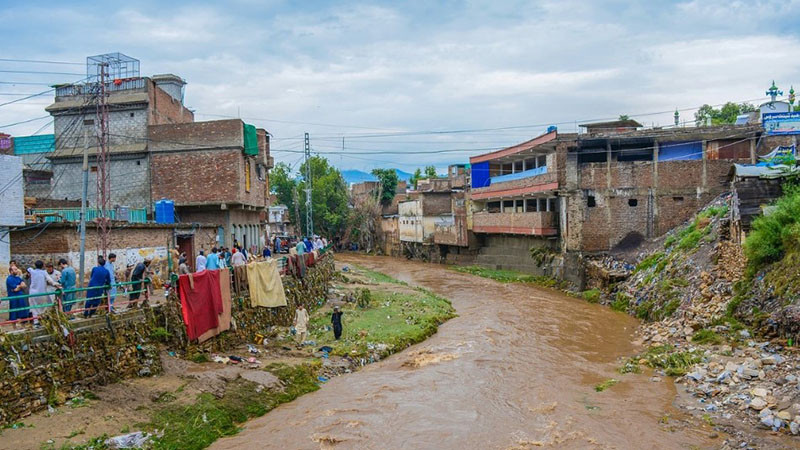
[31,208,148,224]
[0,279,151,326]
[55,78,146,97]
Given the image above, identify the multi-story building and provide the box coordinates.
[149,119,271,253]
[45,58,194,212]
[267,204,292,239]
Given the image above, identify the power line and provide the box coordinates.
[0,115,51,128]
[0,58,83,66]
[0,70,84,76]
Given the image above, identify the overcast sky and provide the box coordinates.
[2,0,800,173]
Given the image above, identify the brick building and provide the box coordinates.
[149,119,272,252]
[46,70,194,212]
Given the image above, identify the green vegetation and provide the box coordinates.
[610,292,631,312]
[144,364,321,450]
[188,353,209,364]
[620,345,703,377]
[360,266,407,285]
[452,265,567,289]
[694,102,756,126]
[594,378,619,392]
[745,184,800,275]
[581,289,601,303]
[691,329,722,345]
[150,327,172,343]
[371,168,399,206]
[308,287,455,359]
[635,252,664,273]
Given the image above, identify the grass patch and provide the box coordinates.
[744,184,800,274]
[67,429,85,439]
[150,327,172,343]
[610,293,631,312]
[452,265,567,289]
[691,329,722,345]
[594,379,619,392]
[620,345,702,377]
[635,252,664,273]
[308,288,455,359]
[581,289,601,303]
[188,353,209,364]
[144,363,321,450]
[359,266,407,285]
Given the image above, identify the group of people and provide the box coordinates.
[185,235,328,275]
[291,303,343,347]
[4,254,153,327]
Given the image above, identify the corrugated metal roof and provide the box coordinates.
[14,134,55,154]
[732,163,799,179]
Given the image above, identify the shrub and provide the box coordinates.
[582,289,601,303]
[611,292,631,312]
[691,329,722,345]
[635,252,664,273]
[744,184,800,273]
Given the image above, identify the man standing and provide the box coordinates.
[206,247,220,270]
[196,250,207,272]
[274,236,282,253]
[58,259,76,312]
[293,303,309,346]
[104,253,117,313]
[27,260,59,322]
[85,256,110,318]
[45,262,61,306]
[331,305,343,340]
[128,258,150,309]
[295,238,306,256]
[231,248,246,267]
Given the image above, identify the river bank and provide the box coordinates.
[0,261,454,450]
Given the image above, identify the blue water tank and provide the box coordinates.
[155,199,174,224]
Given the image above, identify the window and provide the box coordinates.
[502,200,514,211]
[136,160,141,166]
[524,158,537,170]
[548,198,558,212]
[245,160,251,192]
[256,164,264,181]
[488,201,501,213]
[501,163,513,175]
[90,166,97,173]
[538,198,547,212]
[526,199,538,212]
[130,112,135,118]
[587,195,596,207]
[83,119,94,125]
[514,160,524,173]
[537,155,547,168]
[628,199,638,207]
[673,196,684,202]
[515,199,524,213]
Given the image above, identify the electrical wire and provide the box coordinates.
[0,58,83,66]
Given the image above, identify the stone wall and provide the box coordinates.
[49,154,151,211]
[0,252,337,426]
[0,311,162,425]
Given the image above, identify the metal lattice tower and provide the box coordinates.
[86,53,140,256]
[304,132,313,237]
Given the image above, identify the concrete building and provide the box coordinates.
[267,204,292,238]
[149,119,272,253]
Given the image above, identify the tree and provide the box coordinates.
[424,165,437,178]
[409,168,422,189]
[296,156,349,238]
[370,168,398,206]
[695,102,756,126]
[618,114,630,121]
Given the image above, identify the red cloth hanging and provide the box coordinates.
[178,270,223,341]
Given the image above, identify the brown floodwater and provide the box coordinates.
[212,255,719,449]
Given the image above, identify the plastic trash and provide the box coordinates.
[229,355,244,362]
[317,376,329,383]
[247,344,260,354]
[105,432,151,449]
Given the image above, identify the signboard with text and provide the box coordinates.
[763,111,800,135]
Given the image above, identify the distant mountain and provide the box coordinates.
[341,169,413,185]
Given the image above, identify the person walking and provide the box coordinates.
[104,253,117,313]
[293,303,309,346]
[331,305,343,340]
[128,258,151,309]
[58,259,76,312]
[27,260,59,323]
[85,256,110,318]
[5,266,29,327]
[196,250,207,272]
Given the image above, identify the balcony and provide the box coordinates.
[471,167,557,200]
[472,211,557,236]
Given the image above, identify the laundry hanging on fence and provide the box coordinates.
[197,268,233,343]
[178,269,223,341]
[295,252,307,278]
[246,259,287,307]
[306,251,315,267]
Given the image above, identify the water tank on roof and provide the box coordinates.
[547,125,557,133]
[155,199,174,224]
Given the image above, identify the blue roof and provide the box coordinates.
[14,134,55,155]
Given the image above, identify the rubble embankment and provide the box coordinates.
[589,195,800,446]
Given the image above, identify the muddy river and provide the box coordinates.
[212,255,717,449]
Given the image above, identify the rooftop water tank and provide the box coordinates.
[155,199,174,224]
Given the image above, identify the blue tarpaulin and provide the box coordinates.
[490,166,547,183]
[659,141,702,161]
[471,161,491,188]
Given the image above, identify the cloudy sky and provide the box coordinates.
[2,0,800,173]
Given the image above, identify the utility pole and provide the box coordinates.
[79,129,89,287]
[304,132,313,236]
[95,61,110,258]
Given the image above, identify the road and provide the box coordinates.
[213,254,717,449]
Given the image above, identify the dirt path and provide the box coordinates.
[212,255,720,449]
